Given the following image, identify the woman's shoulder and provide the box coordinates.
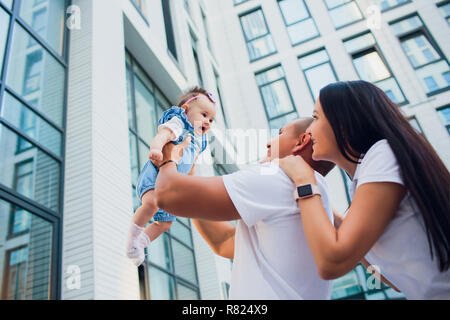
[356,139,403,186]
[361,139,396,165]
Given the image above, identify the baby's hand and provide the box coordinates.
[149,149,163,162]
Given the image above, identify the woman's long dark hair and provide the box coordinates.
[319,80,450,272]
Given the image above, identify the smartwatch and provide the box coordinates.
[294,184,321,200]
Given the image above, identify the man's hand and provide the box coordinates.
[155,136,192,168]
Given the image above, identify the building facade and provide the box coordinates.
[0,0,449,300]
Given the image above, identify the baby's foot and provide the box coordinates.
[126,223,144,259]
[131,232,151,267]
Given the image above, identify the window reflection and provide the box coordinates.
[391,16,450,95]
[256,66,297,129]
[299,49,338,101]
[344,33,406,104]
[0,199,53,300]
[240,9,277,61]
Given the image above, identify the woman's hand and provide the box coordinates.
[157,136,191,167]
[273,155,316,185]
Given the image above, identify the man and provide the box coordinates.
[154,118,336,299]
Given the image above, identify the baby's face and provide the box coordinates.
[184,96,216,135]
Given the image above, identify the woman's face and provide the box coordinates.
[307,99,340,162]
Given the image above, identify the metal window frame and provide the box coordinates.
[233,0,250,6]
[238,6,278,62]
[389,13,450,97]
[277,0,320,46]
[255,64,299,128]
[436,104,450,135]
[377,0,412,13]
[298,47,340,102]
[125,52,201,300]
[129,0,149,26]
[343,31,408,105]
[0,0,70,300]
[161,0,177,61]
[324,0,365,30]
[437,0,450,22]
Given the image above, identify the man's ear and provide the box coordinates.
[292,133,311,154]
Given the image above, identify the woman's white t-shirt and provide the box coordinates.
[348,139,450,299]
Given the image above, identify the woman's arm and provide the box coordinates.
[277,156,405,280]
[296,182,404,279]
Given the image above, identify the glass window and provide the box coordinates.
[128,132,139,186]
[148,233,172,270]
[344,33,406,104]
[268,111,298,132]
[177,282,200,300]
[437,106,450,134]
[1,0,13,10]
[376,0,410,11]
[130,0,148,20]
[438,2,450,25]
[0,7,10,77]
[201,9,213,54]
[255,65,298,130]
[0,125,60,212]
[161,0,177,60]
[331,270,363,299]
[391,16,450,95]
[191,33,204,87]
[324,0,363,29]
[2,93,62,156]
[134,74,157,144]
[19,0,65,55]
[299,49,338,101]
[138,139,149,172]
[391,16,422,36]
[148,266,175,300]
[401,35,440,68]
[171,220,193,246]
[172,239,197,283]
[6,24,65,127]
[408,116,424,135]
[353,52,391,82]
[240,9,277,61]
[278,0,319,45]
[0,198,53,300]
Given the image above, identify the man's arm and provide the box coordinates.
[192,219,236,259]
[155,139,240,221]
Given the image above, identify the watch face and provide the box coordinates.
[298,185,313,197]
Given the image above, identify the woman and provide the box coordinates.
[277,80,450,299]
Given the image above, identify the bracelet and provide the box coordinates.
[158,160,178,170]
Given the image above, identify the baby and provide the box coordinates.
[126,86,217,266]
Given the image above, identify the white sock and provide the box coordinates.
[137,232,151,249]
[126,222,144,252]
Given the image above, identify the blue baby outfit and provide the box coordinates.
[136,106,208,222]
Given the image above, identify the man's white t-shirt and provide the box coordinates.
[349,139,450,299]
[222,162,334,300]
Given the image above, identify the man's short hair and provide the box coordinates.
[177,86,209,107]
